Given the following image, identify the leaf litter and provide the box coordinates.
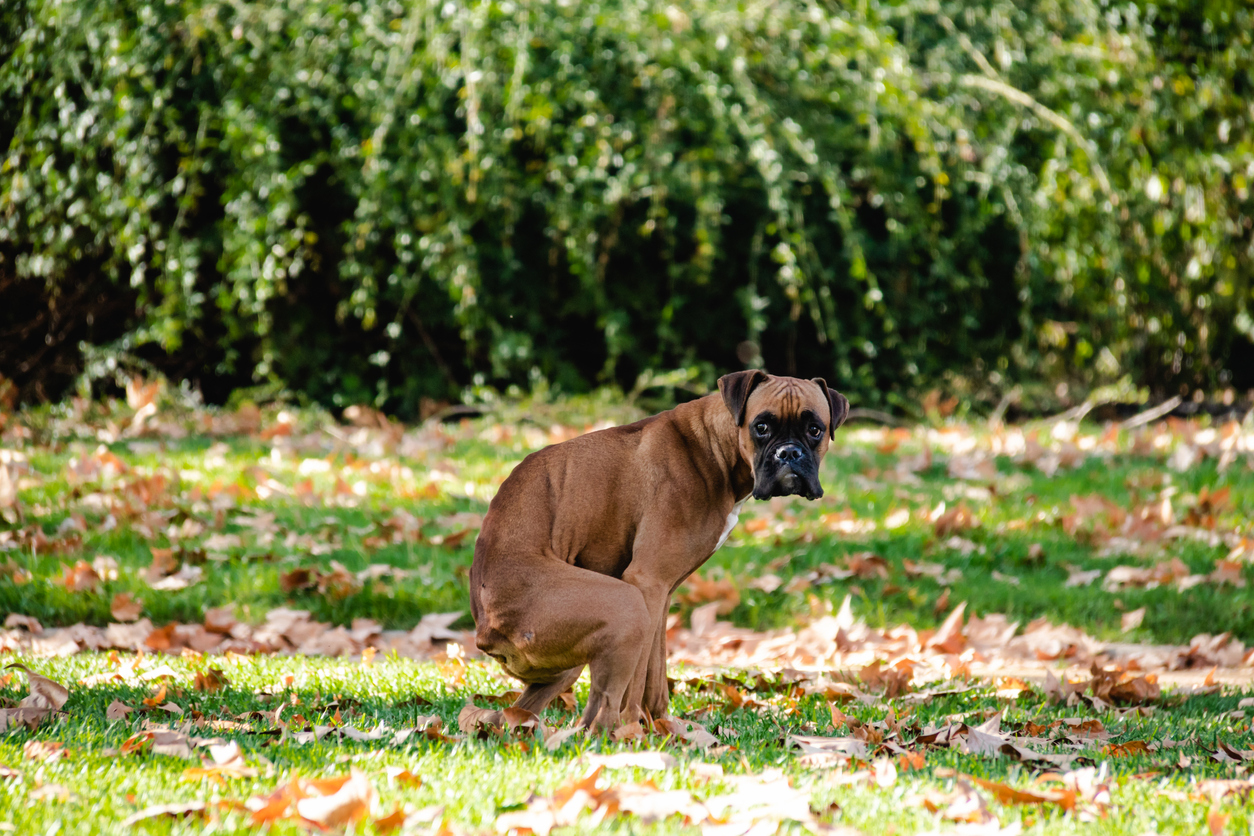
[2,400,1254,833]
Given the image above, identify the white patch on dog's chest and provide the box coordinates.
[714,499,747,551]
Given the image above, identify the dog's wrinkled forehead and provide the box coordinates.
[745,378,829,424]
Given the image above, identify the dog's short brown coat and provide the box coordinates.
[469,371,849,729]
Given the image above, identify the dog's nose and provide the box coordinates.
[774,444,804,464]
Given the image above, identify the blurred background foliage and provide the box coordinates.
[1,0,1251,417]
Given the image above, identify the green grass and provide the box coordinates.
[1,654,1253,835]
[2,396,1254,834]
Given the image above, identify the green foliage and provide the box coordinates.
[1,0,1251,413]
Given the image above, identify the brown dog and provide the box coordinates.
[469,371,849,729]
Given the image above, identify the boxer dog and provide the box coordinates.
[469,371,849,730]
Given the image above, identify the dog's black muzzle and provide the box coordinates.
[753,442,824,500]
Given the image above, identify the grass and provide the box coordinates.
[1,654,1253,835]
[2,394,1253,834]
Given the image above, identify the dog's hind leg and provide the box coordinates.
[513,666,583,714]
[475,558,651,731]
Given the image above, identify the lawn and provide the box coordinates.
[1,391,1253,835]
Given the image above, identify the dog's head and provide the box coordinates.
[718,370,850,501]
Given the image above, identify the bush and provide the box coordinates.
[1,0,1251,415]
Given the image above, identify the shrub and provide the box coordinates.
[2,0,1251,414]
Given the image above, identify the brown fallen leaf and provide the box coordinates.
[24,740,67,761]
[676,572,741,615]
[612,721,647,742]
[587,751,678,771]
[373,806,407,835]
[203,606,237,634]
[927,601,968,654]
[106,700,135,721]
[111,592,144,622]
[145,623,178,652]
[6,663,70,709]
[971,775,1076,811]
[183,745,258,784]
[1104,740,1153,758]
[457,702,504,735]
[385,766,422,787]
[1089,668,1161,705]
[873,757,897,788]
[143,683,170,709]
[1120,607,1146,632]
[653,716,719,749]
[61,559,101,592]
[544,725,583,751]
[0,663,70,730]
[145,548,180,584]
[193,668,229,693]
[789,735,869,761]
[120,802,208,827]
[3,613,41,633]
[295,770,375,828]
[920,780,997,825]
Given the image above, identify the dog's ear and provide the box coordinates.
[718,370,768,426]
[811,378,850,438]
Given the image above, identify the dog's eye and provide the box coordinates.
[808,424,824,439]
[753,421,770,436]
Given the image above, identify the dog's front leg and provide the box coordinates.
[618,571,672,723]
[639,592,671,720]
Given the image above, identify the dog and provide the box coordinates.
[469,370,849,729]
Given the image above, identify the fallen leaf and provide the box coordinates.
[457,703,504,735]
[653,716,718,749]
[6,664,70,709]
[24,740,67,761]
[61,560,101,592]
[111,592,144,622]
[374,806,407,835]
[106,700,135,721]
[1104,740,1153,758]
[587,751,677,771]
[1121,607,1146,632]
[971,775,1075,811]
[385,766,422,787]
[120,802,208,827]
[295,769,375,827]
[193,668,229,693]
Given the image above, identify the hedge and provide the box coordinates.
[1,0,1252,415]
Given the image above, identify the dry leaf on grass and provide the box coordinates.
[385,766,422,787]
[971,775,1076,811]
[676,573,741,614]
[110,592,144,622]
[653,716,719,749]
[790,734,870,766]
[0,663,70,731]
[544,726,583,751]
[106,700,135,721]
[586,751,677,771]
[120,802,209,827]
[5,663,69,709]
[1121,607,1146,632]
[247,769,375,829]
[457,703,504,735]
[23,740,67,761]
[61,560,101,592]
[183,741,258,783]
[193,668,230,693]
